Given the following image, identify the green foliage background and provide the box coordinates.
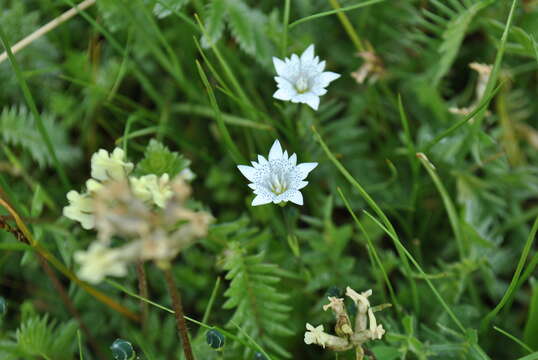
[0,0,538,359]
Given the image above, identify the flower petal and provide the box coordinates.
[273,88,293,101]
[237,165,257,182]
[268,140,284,161]
[289,153,297,166]
[297,162,318,179]
[296,180,308,190]
[252,194,272,206]
[257,155,268,165]
[273,57,286,75]
[304,94,320,110]
[286,190,303,205]
[318,71,341,87]
[300,44,315,64]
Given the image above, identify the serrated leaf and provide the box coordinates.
[153,0,188,19]
[136,139,190,177]
[0,106,81,168]
[201,0,227,48]
[226,0,273,66]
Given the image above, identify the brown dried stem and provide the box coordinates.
[162,265,195,360]
[136,260,149,331]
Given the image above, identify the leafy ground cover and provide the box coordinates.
[1,0,538,359]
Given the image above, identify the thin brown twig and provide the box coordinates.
[136,260,149,331]
[162,265,195,360]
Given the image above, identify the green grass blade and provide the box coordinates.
[196,60,245,163]
[481,216,538,331]
[289,0,386,29]
[362,209,466,333]
[312,126,420,315]
[518,353,538,360]
[337,187,400,312]
[0,25,70,190]
[106,279,260,353]
[493,326,533,353]
[281,0,291,56]
[417,153,465,259]
[422,84,501,152]
[524,281,538,349]
[194,14,257,120]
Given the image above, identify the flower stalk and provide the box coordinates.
[162,263,195,360]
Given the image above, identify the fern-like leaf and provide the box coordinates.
[418,0,493,86]
[200,0,273,66]
[0,106,81,168]
[15,315,78,360]
[226,0,272,66]
[201,0,227,48]
[223,241,293,359]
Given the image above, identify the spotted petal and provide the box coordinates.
[286,190,304,205]
[268,140,284,160]
[237,165,257,182]
[252,194,272,206]
[297,162,318,179]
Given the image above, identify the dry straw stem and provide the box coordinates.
[0,0,96,64]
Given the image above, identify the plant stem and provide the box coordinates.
[136,260,149,331]
[162,265,195,360]
[328,0,364,52]
[37,255,106,359]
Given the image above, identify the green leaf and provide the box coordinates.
[136,139,190,177]
[524,282,538,349]
[222,233,292,359]
[420,0,493,86]
[201,0,227,48]
[0,106,81,168]
[153,0,188,19]
[226,0,273,66]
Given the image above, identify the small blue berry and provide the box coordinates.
[206,329,225,349]
[110,338,136,360]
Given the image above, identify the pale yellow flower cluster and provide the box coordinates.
[63,147,212,283]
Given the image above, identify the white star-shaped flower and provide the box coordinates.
[237,140,318,206]
[273,44,340,110]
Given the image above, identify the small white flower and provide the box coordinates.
[323,296,346,314]
[273,44,340,110]
[237,140,318,206]
[367,308,385,340]
[346,287,372,314]
[304,323,327,347]
[63,190,95,230]
[91,148,134,182]
[130,173,173,208]
[74,242,128,284]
